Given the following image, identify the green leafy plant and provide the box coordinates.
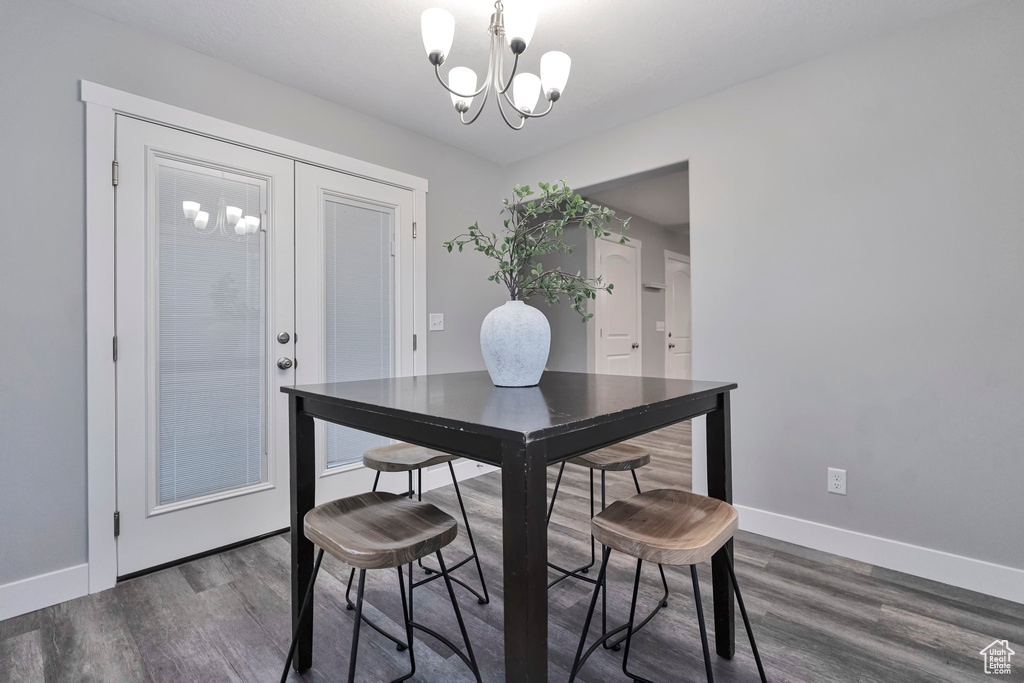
[443,181,630,321]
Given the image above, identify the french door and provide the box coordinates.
[114,118,415,575]
[294,163,416,504]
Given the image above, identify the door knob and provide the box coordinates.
[277,357,294,370]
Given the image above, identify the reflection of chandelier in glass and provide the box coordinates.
[182,200,260,236]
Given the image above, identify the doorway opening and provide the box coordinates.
[575,162,691,378]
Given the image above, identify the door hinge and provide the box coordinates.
[412,221,417,239]
[112,335,118,362]
[112,160,119,186]
[412,334,417,351]
[113,511,120,537]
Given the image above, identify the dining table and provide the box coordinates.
[283,370,737,682]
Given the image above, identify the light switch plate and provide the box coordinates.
[655,321,666,332]
[429,313,444,331]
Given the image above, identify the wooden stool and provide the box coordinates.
[343,443,489,613]
[280,492,481,683]
[570,489,767,683]
[546,442,669,651]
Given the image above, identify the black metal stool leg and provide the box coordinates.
[621,558,655,683]
[605,471,671,650]
[449,462,490,604]
[280,548,324,683]
[344,466,408,650]
[569,546,612,683]
[391,566,416,683]
[727,551,768,682]
[547,464,599,587]
[436,551,482,682]
[600,471,613,649]
[347,568,367,683]
[691,565,715,683]
[347,471,381,609]
[417,469,435,576]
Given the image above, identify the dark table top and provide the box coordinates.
[283,371,735,443]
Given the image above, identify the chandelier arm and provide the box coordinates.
[494,86,526,130]
[459,86,491,125]
[494,52,520,95]
[457,32,499,126]
[500,88,556,118]
[434,64,490,99]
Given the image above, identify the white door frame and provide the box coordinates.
[591,234,643,375]
[83,81,428,594]
[664,250,690,378]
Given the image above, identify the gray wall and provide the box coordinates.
[0,0,506,585]
[505,0,1024,571]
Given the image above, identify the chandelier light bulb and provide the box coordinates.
[540,51,571,100]
[513,73,541,114]
[244,215,260,235]
[193,210,209,230]
[225,205,243,225]
[182,201,200,221]
[502,0,537,53]
[234,218,248,236]
[448,66,478,112]
[421,8,455,65]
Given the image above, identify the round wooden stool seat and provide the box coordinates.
[592,488,738,566]
[303,492,457,570]
[362,442,458,472]
[570,442,651,471]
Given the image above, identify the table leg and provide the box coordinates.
[289,395,317,673]
[501,440,549,682]
[706,391,735,659]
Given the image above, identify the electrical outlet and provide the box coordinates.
[655,321,666,332]
[827,468,847,495]
[429,313,444,331]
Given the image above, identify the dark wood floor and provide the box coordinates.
[2,422,1020,682]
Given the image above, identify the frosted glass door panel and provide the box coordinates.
[323,198,395,467]
[156,165,266,505]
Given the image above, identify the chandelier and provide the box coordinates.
[420,1,571,130]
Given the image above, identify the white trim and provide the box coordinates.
[413,191,428,375]
[80,81,427,192]
[736,504,1024,605]
[0,564,89,621]
[85,101,118,594]
[84,81,429,593]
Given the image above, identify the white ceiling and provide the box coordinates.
[588,169,689,230]
[65,0,981,165]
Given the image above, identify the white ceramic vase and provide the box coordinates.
[480,300,551,387]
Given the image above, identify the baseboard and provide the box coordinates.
[0,563,89,621]
[735,504,1024,605]
[421,458,498,492]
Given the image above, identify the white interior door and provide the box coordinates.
[114,116,295,576]
[294,163,416,504]
[665,251,692,379]
[595,236,642,375]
